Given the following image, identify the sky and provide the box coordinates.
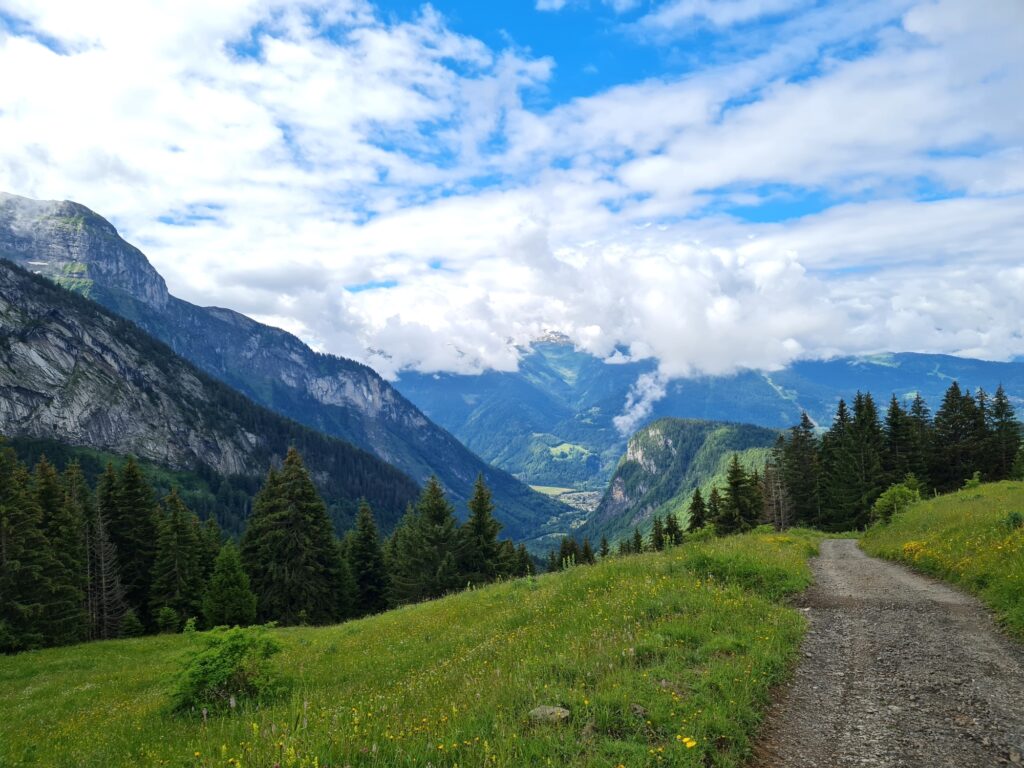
[1,0,1022,396]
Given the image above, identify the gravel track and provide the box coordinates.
[756,538,1024,767]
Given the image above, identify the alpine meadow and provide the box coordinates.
[2,1,1024,767]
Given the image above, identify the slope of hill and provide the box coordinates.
[0,529,821,768]
[0,191,563,539]
[861,480,1024,637]
[582,418,781,543]
[0,260,418,533]
[398,340,1024,490]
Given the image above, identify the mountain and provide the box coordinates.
[397,341,1024,490]
[580,418,780,544]
[0,259,419,533]
[0,192,563,540]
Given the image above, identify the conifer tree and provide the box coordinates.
[119,608,144,637]
[335,543,358,620]
[457,475,502,585]
[349,501,390,615]
[687,488,708,531]
[907,394,934,488]
[932,382,983,491]
[707,487,722,530]
[149,490,205,628]
[111,458,158,624]
[599,536,611,558]
[617,539,630,556]
[581,538,596,564]
[240,450,343,625]
[717,454,758,534]
[388,477,460,603]
[632,527,644,554]
[202,542,257,627]
[515,544,533,576]
[663,513,683,545]
[883,395,914,485]
[35,458,88,645]
[649,516,665,551]
[989,385,1021,480]
[87,508,127,640]
[783,413,821,526]
[558,536,581,569]
[0,450,53,652]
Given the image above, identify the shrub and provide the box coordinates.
[171,625,282,713]
[1003,511,1024,531]
[871,482,921,523]
[182,617,198,634]
[963,471,982,489]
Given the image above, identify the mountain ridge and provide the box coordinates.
[0,191,564,540]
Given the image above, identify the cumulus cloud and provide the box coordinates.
[0,0,1022,419]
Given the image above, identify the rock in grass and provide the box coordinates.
[529,705,571,724]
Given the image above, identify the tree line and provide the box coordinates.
[1,444,530,653]
[768,382,1022,531]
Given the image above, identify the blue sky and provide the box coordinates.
[1,0,1022,396]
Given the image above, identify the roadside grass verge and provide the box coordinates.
[0,528,820,768]
[861,480,1024,638]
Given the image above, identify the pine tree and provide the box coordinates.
[457,475,502,586]
[663,513,683,546]
[0,450,53,652]
[598,536,611,558]
[650,516,665,551]
[111,458,158,624]
[149,490,205,628]
[35,458,88,645]
[119,608,144,637]
[632,527,644,554]
[687,488,708,531]
[558,536,581,569]
[783,413,821,526]
[907,394,934,489]
[349,501,390,615]
[883,396,914,485]
[202,542,257,627]
[989,385,1021,480]
[839,392,886,530]
[717,454,758,535]
[617,539,630,556]
[87,508,127,640]
[240,450,343,625]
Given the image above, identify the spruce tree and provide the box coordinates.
[241,450,343,625]
[687,488,708,531]
[581,538,596,564]
[783,413,821,526]
[932,382,983,491]
[707,488,722,531]
[718,454,758,534]
[649,516,665,551]
[515,544,533,576]
[0,450,53,652]
[149,490,205,627]
[202,542,257,627]
[88,509,128,640]
[457,475,502,585]
[598,536,611,558]
[558,536,581,569]
[989,385,1021,480]
[349,501,390,616]
[907,394,934,489]
[111,458,158,624]
[36,458,88,645]
[388,477,461,603]
[632,527,644,553]
[664,513,683,545]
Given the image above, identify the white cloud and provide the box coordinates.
[0,0,1022,399]
[638,0,809,30]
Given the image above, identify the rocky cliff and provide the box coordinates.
[0,259,419,529]
[0,192,562,540]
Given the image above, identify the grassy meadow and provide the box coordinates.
[861,480,1024,637]
[1,529,821,768]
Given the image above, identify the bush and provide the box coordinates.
[871,481,921,523]
[963,471,982,489]
[1003,511,1024,531]
[171,625,282,713]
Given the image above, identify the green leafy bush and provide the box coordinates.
[171,625,282,713]
[156,606,180,634]
[871,480,921,523]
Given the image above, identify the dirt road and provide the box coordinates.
[756,538,1024,767]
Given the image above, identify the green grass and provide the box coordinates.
[0,529,821,768]
[548,442,591,460]
[861,480,1024,637]
[530,484,575,497]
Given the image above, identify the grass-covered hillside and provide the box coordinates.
[861,481,1024,637]
[582,419,779,544]
[1,529,821,768]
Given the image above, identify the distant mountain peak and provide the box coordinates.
[533,330,573,346]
